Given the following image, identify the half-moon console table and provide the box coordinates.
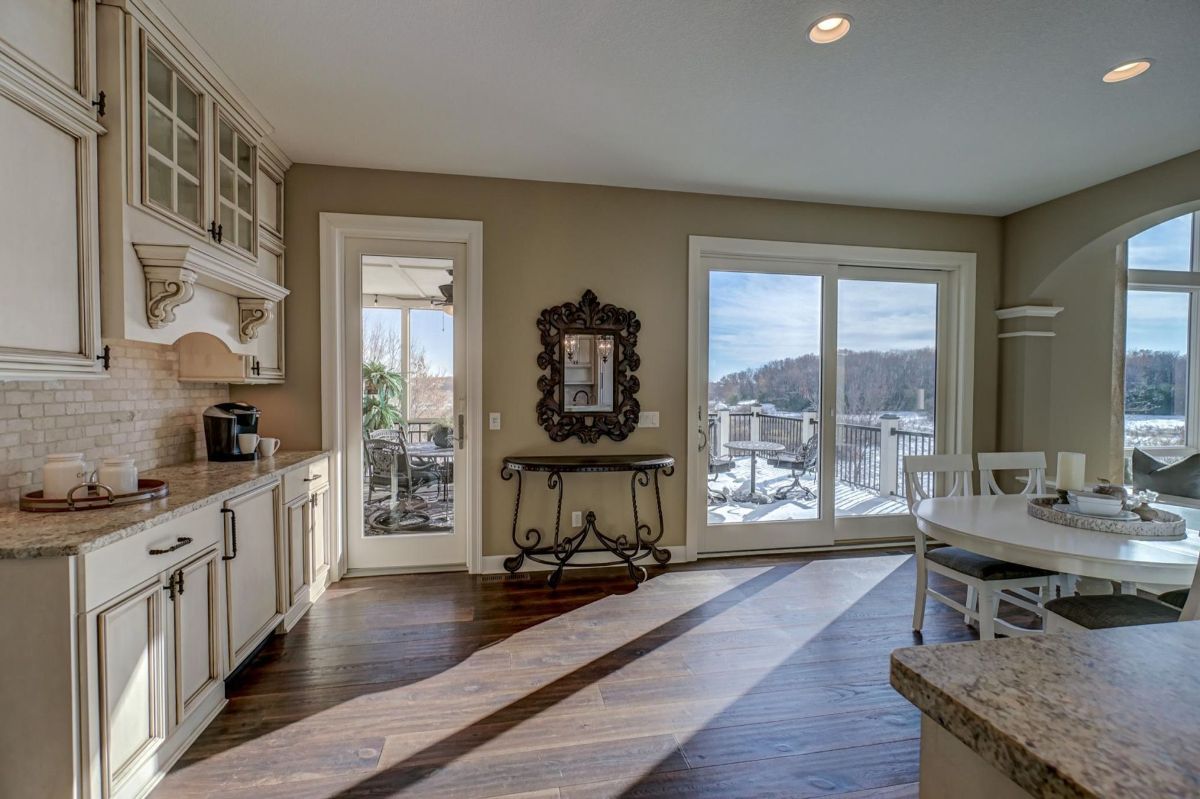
[501,454,675,586]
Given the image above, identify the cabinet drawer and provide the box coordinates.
[283,457,330,502]
[83,506,222,612]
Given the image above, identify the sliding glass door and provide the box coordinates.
[692,245,957,554]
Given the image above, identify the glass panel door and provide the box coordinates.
[142,45,203,228]
[214,110,256,255]
[833,269,946,540]
[699,260,836,553]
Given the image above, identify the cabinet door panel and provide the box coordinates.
[286,498,308,608]
[174,549,220,725]
[246,236,284,380]
[0,93,81,354]
[223,482,282,670]
[0,0,77,88]
[310,486,331,586]
[97,580,165,792]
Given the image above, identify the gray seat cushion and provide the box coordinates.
[1045,595,1180,630]
[1159,588,1189,609]
[925,547,1055,581]
[1132,448,1200,498]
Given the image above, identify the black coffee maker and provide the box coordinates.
[203,402,262,461]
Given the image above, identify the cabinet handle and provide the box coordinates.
[251,358,261,376]
[303,475,322,482]
[208,220,219,241]
[217,223,223,243]
[221,508,238,560]
[162,569,183,601]
[149,536,192,555]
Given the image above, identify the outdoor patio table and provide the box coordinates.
[409,443,455,502]
[724,440,785,503]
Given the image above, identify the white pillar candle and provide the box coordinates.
[1057,452,1086,492]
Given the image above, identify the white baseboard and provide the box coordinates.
[481,546,689,574]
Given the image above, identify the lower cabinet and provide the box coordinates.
[285,494,311,611]
[222,481,285,672]
[96,578,168,799]
[310,483,332,588]
[171,547,222,728]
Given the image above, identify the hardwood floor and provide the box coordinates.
[152,550,1001,799]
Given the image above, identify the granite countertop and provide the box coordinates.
[0,451,328,559]
[891,622,1200,798]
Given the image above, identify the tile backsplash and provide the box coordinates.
[0,340,228,505]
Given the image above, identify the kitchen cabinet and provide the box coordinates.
[94,0,291,362]
[310,483,333,590]
[222,480,284,671]
[283,494,310,626]
[170,546,221,729]
[95,577,167,799]
[0,0,105,380]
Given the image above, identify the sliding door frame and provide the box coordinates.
[686,236,976,559]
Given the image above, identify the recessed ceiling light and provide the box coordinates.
[808,14,852,44]
[1103,59,1152,83]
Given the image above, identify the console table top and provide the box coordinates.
[502,454,675,473]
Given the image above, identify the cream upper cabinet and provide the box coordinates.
[0,0,104,380]
[214,106,257,257]
[93,0,290,364]
[140,41,206,234]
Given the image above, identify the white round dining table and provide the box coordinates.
[915,494,1200,585]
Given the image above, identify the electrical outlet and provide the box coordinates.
[571,511,583,527]
[639,411,660,428]
[489,412,501,430]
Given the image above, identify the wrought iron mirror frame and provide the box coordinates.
[537,289,641,443]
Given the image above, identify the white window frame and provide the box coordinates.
[1124,211,1200,458]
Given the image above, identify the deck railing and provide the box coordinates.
[712,409,934,497]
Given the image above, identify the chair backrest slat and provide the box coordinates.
[902,454,974,514]
[977,451,1047,496]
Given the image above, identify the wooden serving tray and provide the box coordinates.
[20,479,169,513]
[1027,496,1186,540]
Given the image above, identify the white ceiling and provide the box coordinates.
[162,0,1200,215]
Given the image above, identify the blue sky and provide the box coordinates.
[708,271,938,379]
[1126,213,1194,353]
[362,307,453,373]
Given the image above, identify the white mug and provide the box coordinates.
[237,433,261,454]
[257,437,280,457]
[97,457,139,494]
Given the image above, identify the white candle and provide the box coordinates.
[1057,452,1086,491]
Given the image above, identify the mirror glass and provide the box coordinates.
[562,333,616,412]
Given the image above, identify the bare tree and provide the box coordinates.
[362,313,405,370]
[407,347,453,420]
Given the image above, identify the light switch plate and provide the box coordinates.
[639,411,660,428]
[571,511,583,527]
[489,412,501,430]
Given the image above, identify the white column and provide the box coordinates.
[718,409,731,453]
[800,411,817,443]
[749,405,762,441]
[878,413,900,497]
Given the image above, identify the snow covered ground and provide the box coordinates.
[1125,415,1186,448]
[707,458,907,524]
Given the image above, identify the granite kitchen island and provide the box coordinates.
[891,622,1200,798]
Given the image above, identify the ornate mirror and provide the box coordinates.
[537,290,641,442]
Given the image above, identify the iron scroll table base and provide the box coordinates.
[501,454,675,586]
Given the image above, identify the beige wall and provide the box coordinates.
[1000,148,1200,480]
[236,166,1003,556]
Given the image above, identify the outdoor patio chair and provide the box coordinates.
[769,433,819,501]
[707,417,734,504]
[364,437,441,504]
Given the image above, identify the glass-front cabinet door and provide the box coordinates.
[142,44,204,230]
[214,108,257,257]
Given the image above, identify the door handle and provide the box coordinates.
[457,413,465,450]
[698,427,708,453]
[220,508,238,560]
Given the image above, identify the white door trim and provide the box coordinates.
[319,213,484,576]
[686,235,976,559]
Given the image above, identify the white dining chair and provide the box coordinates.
[906,454,1058,640]
[977,451,1046,495]
[1045,562,1200,632]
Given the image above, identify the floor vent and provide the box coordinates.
[480,572,531,583]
